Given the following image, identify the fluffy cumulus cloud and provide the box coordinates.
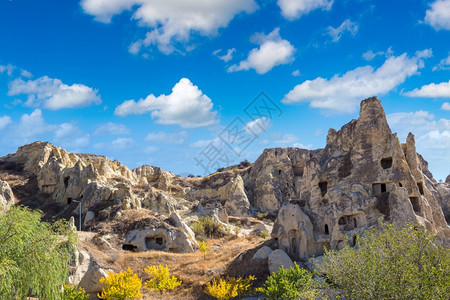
[81,0,258,54]
[282,50,431,113]
[5,109,55,145]
[53,123,90,149]
[0,116,12,131]
[114,78,218,128]
[94,122,130,135]
[327,19,358,42]
[8,76,101,110]
[145,131,189,144]
[244,117,270,136]
[228,28,295,74]
[424,0,450,30]
[362,50,385,61]
[404,80,450,98]
[442,102,450,110]
[0,64,16,76]
[277,0,333,20]
[432,54,450,71]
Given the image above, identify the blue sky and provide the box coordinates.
[0,0,449,180]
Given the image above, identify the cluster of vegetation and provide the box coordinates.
[321,223,450,299]
[204,275,256,300]
[0,206,76,299]
[97,265,181,300]
[191,216,228,239]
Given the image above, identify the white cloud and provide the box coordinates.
[442,102,450,110]
[0,64,15,76]
[432,54,450,71]
[218,48,236,62]
[81,0,258,54]
[244,117,270,136]
[53,123,90,149]
[292,69,301,76]
[387,110,450,179]
[270,132,299,145]
[228,28,295,74]
[404,80,450,98]
[425,0,450,30]
[327,19,358,42]
[115,78,218,128]
[94,137,135,152]
[145,131,189,144]
[277,0,333,20]
[94,122,130,135]
[20,69,33,78]
[9,109,55,145]
[282,51,431,113]
[362,50,384,61]
[293,142,313,149]
[8,76,101,110]
[0,116,12,131]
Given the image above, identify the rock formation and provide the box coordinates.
[0,180,14,211]
[0,96,448,263]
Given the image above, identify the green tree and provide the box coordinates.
[0,205,76,299]
[321,223,450,300]
[63,284,89,300]
[144,264,181,300]
[258,263,317,300]
[198,240,208,259]
[98,268,142,300]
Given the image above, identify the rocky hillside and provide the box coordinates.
[0,96,448,298]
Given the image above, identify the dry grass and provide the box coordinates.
[80,232,268,299]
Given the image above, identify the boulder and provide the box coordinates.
[83,211,95,226]
[252,246,273,260]
[0,180,14,211]
[268,249,294,274]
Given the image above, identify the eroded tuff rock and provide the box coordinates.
[0,97,448,261]
[0,180,14,211]
[269,97,449,260]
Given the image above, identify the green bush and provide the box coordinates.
[0,206,76,299]
[191,216,227,239]
[63,284,89,300]
[321,222,450,300]
[258,263,317,300]
[260,231,269,239]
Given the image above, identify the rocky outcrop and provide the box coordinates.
[252,246,273,260]
[0,180,14,211]
[268,249,294,274]
[269,97,449,259]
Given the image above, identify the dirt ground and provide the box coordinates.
[79,231,275,299]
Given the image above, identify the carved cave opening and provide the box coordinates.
[122,244,137,252]
[145,236,165,250]
[324,224,329,235]
[67,197,72,205]
[409,197,421,214]
[293,165,304,177]
[64,176,70,188]
[319,181,328,196]
[381,157,393,169]
[372,183,387,195]
[399,182,403,187]
[417,182,424,195]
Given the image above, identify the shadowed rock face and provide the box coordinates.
[263,97,449,259]
[0,97,448,260]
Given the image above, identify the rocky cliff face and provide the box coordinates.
[0,97,448,262]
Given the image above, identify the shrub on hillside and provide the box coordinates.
[144,264,181,300]
[98,268,142,300]
[258,263,318,300]
[191,216,228,239]
[320,222,450,300]
[204,275,256,300]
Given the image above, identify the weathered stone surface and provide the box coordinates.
[269,97,450,259]
[83,211,95,226]
[268,249,294,274]
[0,180,14,211]
[446,175,450,184]
[69,248,108,294]
[252,246,273,260]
